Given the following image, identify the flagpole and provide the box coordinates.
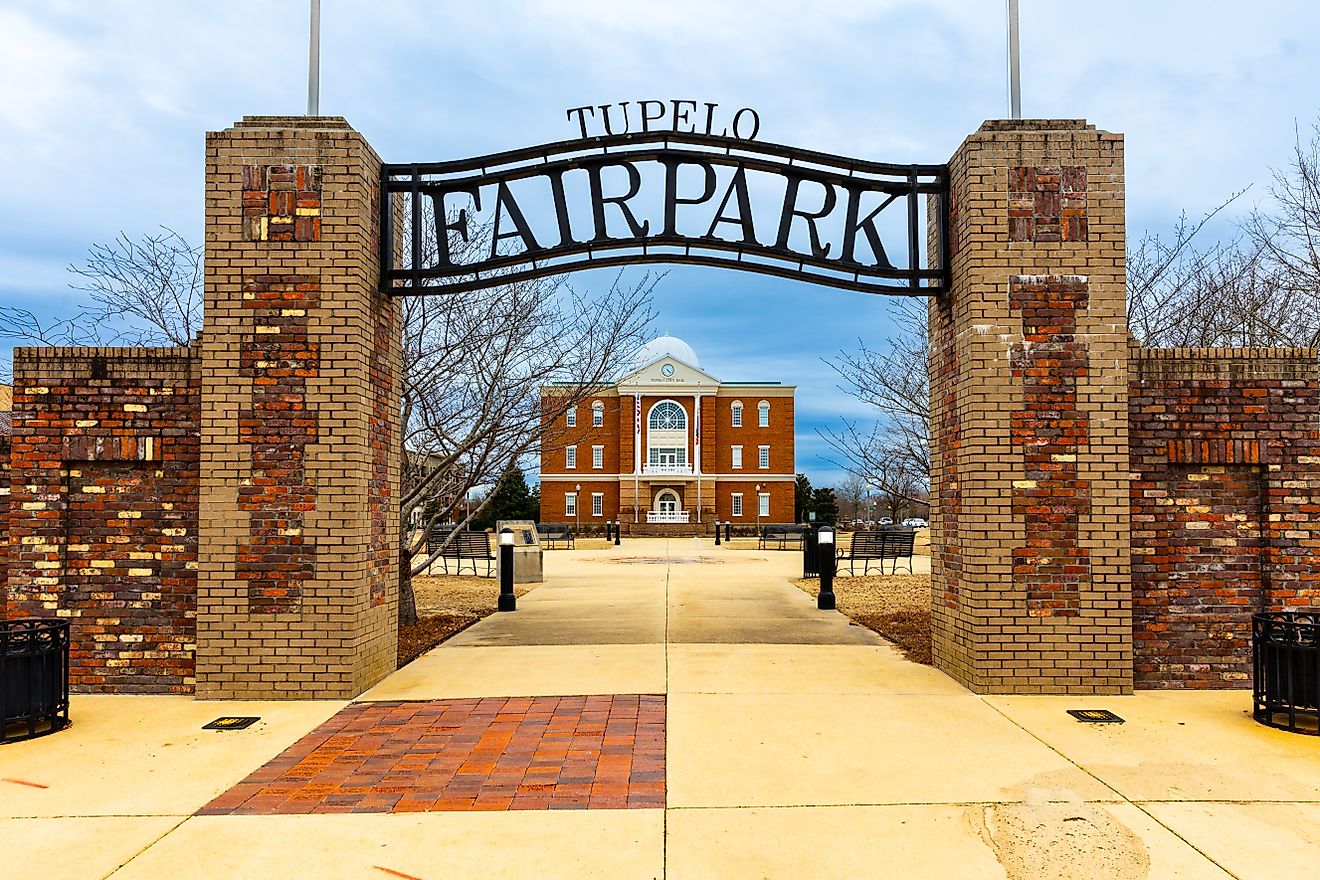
[1007,0,1021,119]
[307,0,321,116]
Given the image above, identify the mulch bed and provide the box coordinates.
[792,572,933,665]
[850,610,933,665]
[397,613,480,667]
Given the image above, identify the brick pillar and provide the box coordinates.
[197,117,400,699]
[928,120,1132,694]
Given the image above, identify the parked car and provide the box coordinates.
[878,517,893,525]
[902,517,928,528]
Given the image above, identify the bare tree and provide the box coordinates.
[67,227,203,346]
[1125,192,1303,348]
[835,474,869,523]
[1132,119,1320,351]
[396,210,657,623]
[1,228,202,382]
[1242,120,1320,349]
[819,297,930,508]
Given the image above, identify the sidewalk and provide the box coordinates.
[2,537,1317,878]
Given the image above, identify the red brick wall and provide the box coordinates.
[711,393,795,473]
[239,277,317,614]
[0,423,9,615]
[7,346,200,694]
[714,480,793,524]
[1130,347,1320,688]
[540,480,619,525]
[540,394,622,476]
[1010,276,1091,618]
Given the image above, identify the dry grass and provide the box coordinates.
[793,572,933,665]
[398,575,539,667]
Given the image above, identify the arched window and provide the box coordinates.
[648,400,687,431]
[758,400,770,427]
[731,400,744,427]
[591,401,604,427]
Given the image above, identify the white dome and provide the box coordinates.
[633,335,699,368]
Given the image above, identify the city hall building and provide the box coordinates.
[540,336,795,528]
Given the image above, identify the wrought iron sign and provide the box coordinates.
[380,112,950,297]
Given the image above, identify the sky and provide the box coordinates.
[2,0,1319,486]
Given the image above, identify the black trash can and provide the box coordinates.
[1,619,71,743]
[1252,612,1319,736]
[803,527,820,578]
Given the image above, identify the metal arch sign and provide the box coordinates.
[380,108,950,297]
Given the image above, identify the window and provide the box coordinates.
[758,445,770,469]
[566,446,577,468]
[758,493,770,517]
[567,408,577,427]
[592,445,604,469]
[732,493,743,517]
[648,400,687,431]
[758,400,770,427]
[565,493,577,516]
[648,447,687,467]
[731,446,743,469]
[592,402,604,427]
[592,493,603,517]
[731,401,743,427]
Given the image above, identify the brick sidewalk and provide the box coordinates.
[199,694,665,814]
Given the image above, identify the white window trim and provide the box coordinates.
[758,445,770,469]
[592,402,604,427]
[758,400,770,427]
[567,408,577,427]
[732,493,744,517]
[731,445,743,469]
[565,492,577,516]
[731,400,743,428]
[592,445,604,469]
[758,492,770,517]
[647,399,688,431]
[566,446,577,469]
[592,492,603,517]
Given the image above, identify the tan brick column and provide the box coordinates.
[197,117,400,699]
[928,120,1131,695]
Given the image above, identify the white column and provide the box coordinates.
[634,393,641,522]
[693,393,702,523]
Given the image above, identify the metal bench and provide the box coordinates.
[841,529,915,575]
[430,529,495,577]
[536,522,576,549]
[758,523,807,550]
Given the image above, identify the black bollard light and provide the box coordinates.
[724,521,732,543]
[715,518,722,545]
[817,526,836,610]
[613,520,621,546]
[497,528,517,611]
[605,520,613,542]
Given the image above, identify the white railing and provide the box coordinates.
[646,511,691,523]
[642,464,694,476]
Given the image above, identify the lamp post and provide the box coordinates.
[574,483,581,534]
[755,483,762,533]
[497,528,517,611]
[817,526,836,610]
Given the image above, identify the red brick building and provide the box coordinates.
[540,336,795,527]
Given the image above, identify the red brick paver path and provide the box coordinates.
[199,695,665,814]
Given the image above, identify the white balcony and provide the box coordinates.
[647,510,691,523]
[642,464,694,476]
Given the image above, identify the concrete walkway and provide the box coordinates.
[3,537,1319,879]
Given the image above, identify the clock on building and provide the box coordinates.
[661,363,675,377]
